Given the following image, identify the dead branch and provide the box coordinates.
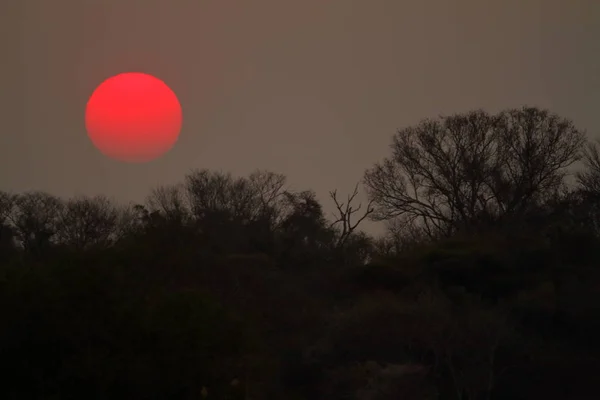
[329,183,374,247]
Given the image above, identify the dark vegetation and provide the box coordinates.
[2,107,600,399]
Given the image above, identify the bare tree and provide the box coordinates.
[364,107,585,237]
[8,191,63,252]
[556,139,600,236]
[492,108,583,213]
[247,170,286,207]
[56,195,119,250]
[247,170,288,223]
[111,203,147,241]
[145,183,189,223]
[184,169,257,223]
[182,169,294,254]
[576,139,600,196]
[329,183,374,247]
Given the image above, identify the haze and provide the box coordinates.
[1,0,598,234]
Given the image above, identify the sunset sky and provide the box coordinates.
[1,0,598,233]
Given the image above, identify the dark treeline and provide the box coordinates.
[2,106,600,399]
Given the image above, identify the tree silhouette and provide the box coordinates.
[577,139,600,197]
[8,191,63,255]
[329,183,374,248]
[56,195,118,250]
[364,107,585,237]
[145,183,189,224]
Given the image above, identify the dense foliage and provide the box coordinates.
[1,107,600,399]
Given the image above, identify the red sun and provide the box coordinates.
[85,72,182,163]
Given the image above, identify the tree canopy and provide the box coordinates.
[364,107,585,237]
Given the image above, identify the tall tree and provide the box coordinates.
[364,107,585,237]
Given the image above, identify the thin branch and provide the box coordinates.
[329,183,375,247]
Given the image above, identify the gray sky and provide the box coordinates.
[1,0,599,233]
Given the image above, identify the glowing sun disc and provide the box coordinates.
[85,72,182,163]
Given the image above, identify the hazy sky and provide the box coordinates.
[1,0,599,233]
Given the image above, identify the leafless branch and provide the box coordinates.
[364,107,585,237]
[329,183,374,247]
